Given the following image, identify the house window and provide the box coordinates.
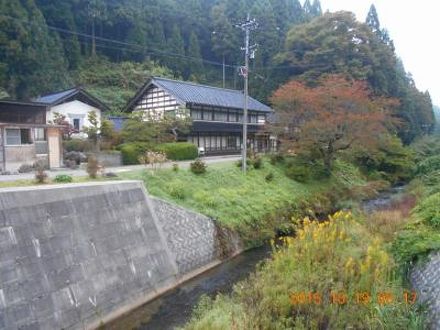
[214,111,228,122]
[73,118,80,131]
[191,109,202,120]
[5,128,32,145]
[35,128,46,141]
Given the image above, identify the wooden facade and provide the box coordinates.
[127,77,275,155]
[0,101,62,172]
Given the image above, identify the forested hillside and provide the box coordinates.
[0,0,435,142]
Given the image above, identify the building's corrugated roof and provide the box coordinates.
[35,88,78,104]
[151,77,272,112]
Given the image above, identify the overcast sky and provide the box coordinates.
[320,0,439,106]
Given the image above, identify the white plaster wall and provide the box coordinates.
[47,100,101,137]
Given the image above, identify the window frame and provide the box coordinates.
[5,128,33,146]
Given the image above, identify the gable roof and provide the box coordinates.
[125,77,273,113]
[34,87,110,111]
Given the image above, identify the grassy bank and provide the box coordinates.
[119,159,378,245]
[183,211,425,329]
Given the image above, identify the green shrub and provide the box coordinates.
[413,192,440,228]
[87,155,100,178]
[63,139,93,152]
[172,163,179,172]
[118,142,150,165]
[416,155,440,176]
[270,153,284,165]
[193,191,217,208]
[165,181,186,200]
[253,156,263,169]
[154,142,198,161]
[236,159,251,168]
[285,161,311,183]
[34,160,47,184]
[265,172,274,182]
[54,175,73,183]
[190,158,207,175]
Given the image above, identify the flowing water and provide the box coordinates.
[107,186,407,330]
[106,246,271,330]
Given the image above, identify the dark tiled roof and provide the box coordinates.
[34,87,110,111]
[35,88,78,104]
[127,77,272,113]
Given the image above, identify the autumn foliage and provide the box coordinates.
[270,75,399,173]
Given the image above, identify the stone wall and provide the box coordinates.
[95,152,122,168]
[4,145,36,172]
[153,197,241,275]
[0,181,241,329]
[411,251,440,330]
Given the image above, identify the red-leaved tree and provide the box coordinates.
[270,75,399,173]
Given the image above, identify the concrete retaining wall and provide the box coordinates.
[411,251,440,329]
[0,181,240,329]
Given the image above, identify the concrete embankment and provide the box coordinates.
[411,252,440,330]
[0,181,241,330]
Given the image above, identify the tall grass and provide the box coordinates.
[183,211,425,329]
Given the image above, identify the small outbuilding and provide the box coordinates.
[34,87,109,138]
[0,100,63,172]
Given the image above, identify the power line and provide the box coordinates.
[0,13,239,69]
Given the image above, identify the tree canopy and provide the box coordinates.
[270,75,399,172]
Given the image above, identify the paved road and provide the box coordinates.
[0,155,241,182]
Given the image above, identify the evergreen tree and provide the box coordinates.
[36,0,82,69]
[290,0,305,24]
[210,2,238,62]
[366,4,380,34]
[311,0,322,16]
[0,0,70,99]
[186,32,204,79]
[166,24,185,75]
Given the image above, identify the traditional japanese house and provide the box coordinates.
[34,87,109,138]
[0,100,62,172]
[124,77,276,155]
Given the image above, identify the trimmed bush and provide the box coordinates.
[118,142,150,165]
[54,175,73,183]
[155,142,198,161]
[190,158,207,175]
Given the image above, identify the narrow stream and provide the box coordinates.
[107,185,406,330]
[106,246,272,330]
[361,184,406,212]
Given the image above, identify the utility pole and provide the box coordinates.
[236,14,258,174]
